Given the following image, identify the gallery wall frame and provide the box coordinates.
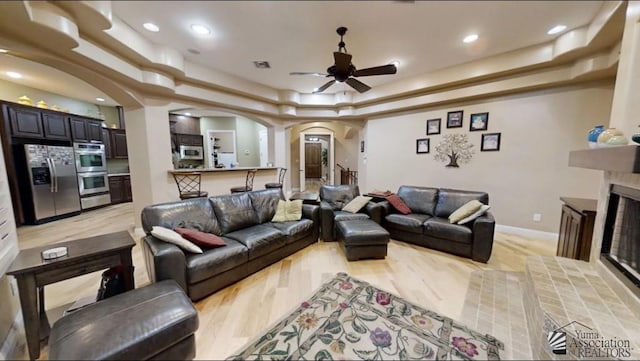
[416,138,430,154]
[426,118,441,135]
[447,110,463,128]
[470,112,489,131]
[481,132,501,151]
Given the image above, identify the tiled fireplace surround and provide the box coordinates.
[462,171,640,360]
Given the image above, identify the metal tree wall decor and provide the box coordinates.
[434,133,475,167]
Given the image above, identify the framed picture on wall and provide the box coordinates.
[446,110,463,128]
[481,132,501,151]
[426,118,441,135]
[416,138,430,154]
[470,112,489,131]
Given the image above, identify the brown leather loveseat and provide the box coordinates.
[380,185,495,263]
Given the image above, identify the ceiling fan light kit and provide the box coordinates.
[290,26,397,94]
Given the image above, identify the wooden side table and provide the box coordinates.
[7,231,135,360]
[557,197,597,261]
[289,191,319,204]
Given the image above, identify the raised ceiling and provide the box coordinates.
[112,1,604,94]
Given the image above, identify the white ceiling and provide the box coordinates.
[114,0,604,94]
[0,1,606,107]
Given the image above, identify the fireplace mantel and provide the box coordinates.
[569,145,640,173]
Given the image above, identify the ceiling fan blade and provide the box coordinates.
[333,52,352,72]
[313,80,336,93]
[289,72,329,77]
[353,64,397,77]
[345,78,371,93]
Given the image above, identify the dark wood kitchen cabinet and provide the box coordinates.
[175,133,203,146]
[101,128,112,158]
[109,175,132,204]
[5,104,71,141]
[557,197,597,262]
[110,129,128,158]
[71,117,102,143]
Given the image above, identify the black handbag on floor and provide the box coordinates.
[96,266,126,301]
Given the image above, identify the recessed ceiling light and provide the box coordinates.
[190,24,211,36]
[184,112,192,116]
[463,34,479,43]
[6,71,22,79]
[547,25,567,35]
[96,97,105,102]
[0,49,8,53]
[143,22,160,32]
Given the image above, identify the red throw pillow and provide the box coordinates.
[387,194,411,215]
[174,228,226,248]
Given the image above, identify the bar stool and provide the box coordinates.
[230,169,257,193]
[265,167,287,189]
[172,172,209,200]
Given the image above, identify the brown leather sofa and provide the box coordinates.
[319,184,384,241]
[141,188,319,301]
[380,185,495,263]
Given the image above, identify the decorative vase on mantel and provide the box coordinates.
[597,127,628,147]
[587,125,605,148]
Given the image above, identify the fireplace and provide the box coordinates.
[600,184,640,297]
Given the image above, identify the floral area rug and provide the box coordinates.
[228,273,504,360]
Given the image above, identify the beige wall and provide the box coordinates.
[289,123,360,190]
[200,115,265,168]
[363,81,615,233]
[0,79,119,125]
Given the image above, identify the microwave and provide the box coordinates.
[179,145,204,160]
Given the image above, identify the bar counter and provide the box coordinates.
[168,167,279,197]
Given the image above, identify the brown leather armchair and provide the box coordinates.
[319,184,383,241]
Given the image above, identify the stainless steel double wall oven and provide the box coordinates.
[73,142,110,209]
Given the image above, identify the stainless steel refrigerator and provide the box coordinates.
[24,144,81,222]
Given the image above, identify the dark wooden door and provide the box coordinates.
[70,117,88,142]
[87,120,103,142]
[305,143,322,178]
[42,113,70,140]
[9,107,43,139]
[110,130,128,158]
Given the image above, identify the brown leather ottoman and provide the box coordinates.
[336,219,390,261]
[48,280,198,360]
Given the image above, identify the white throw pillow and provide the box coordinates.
[448,200,483,223]
[342,196,373,213]
[458,205,491,225]
[272,200,303,222]
[151,226,203,253]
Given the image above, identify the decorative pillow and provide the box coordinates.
[342,196,372,213]
[458,205,491,225]
[174,227,226,248]
[272,200,304,222]
[150,226,203,253]
[387,194,411,215]
[448,200,483,223]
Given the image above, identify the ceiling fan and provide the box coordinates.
[290,27,397,94]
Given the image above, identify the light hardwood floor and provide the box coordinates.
[12,203,556,360]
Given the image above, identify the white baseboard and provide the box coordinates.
[495,224,558,242]
[0,310,23,360]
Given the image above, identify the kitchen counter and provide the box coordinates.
[169,167,276,173]
[108,173,130,177]
[168,167,279,197]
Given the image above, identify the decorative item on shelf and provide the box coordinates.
[109,124,118,129]
[605,135,629,146]
[36,100,48,109]
[17,95,33,106]
[62,108,70,113]
[597,127,624,147]
[51,105,61,111]
[587,125,605,148]
[632,125,640,145]
[41,246,68,260]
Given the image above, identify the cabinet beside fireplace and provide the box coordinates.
[557,197,597,261]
